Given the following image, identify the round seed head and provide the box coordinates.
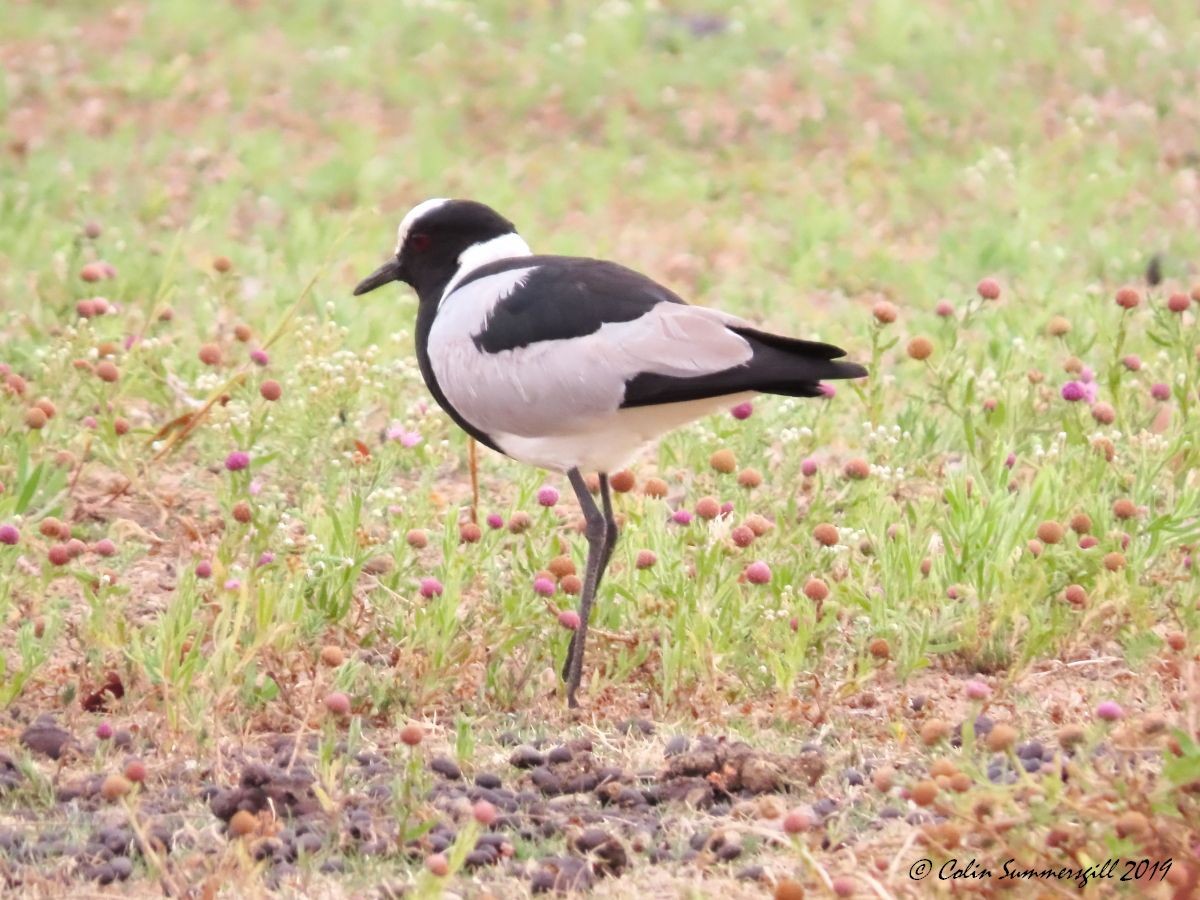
[558,610,581,630]
[400,723,425,746]
[406,529,428,548]
[812,523,839,546]
[1112,498,1137,519]
[1115,287,1140,309]
[508,511,532,533]
[843,458,870,480]
[100,773,132,801]
[24,407,47,429]
[1168,293,1190,313]
[609,470,636,492]
[232,501,252,524]
[731,525,755,548]
[743,514,773,536]
[324,692,351,716]
[1104,551,1125,571]
[745,561,771,584]
[868,638,890,659]
[320,645,345,667]
[935,300,955,317]
[198,343,222,366]
[419,577,444,598]
[1122,354,1141,371]
[906,336,934,360]
[214,256,233,274]
[1064,584,1087,606]
[910,780,938,806]
[710,449,736,474]
[976,277,1001,300]
[229,810,257,837]
[635,549,657,569]
[260,379,282,401]
[425,853,449,877]
[560,574,582,594]
[459,522,482,543]
[1036,521,1064,544]
[473,799,498,826]
[803,578,828,601]
[872,300,898,324]
[695,496,720,519]
[737,468,762,488]
[782,809,811,834]
[1091,402,1115,424]
[47,544,70,566]
[643,477,669,498]
[1046,316,1071,336]
[233,323,252,342]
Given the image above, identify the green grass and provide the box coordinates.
[1,0,1199,896]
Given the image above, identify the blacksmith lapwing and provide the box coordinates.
[354,199,867,707]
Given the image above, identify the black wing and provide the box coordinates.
[457,256,685,354]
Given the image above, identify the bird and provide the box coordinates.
[354,198,867,707]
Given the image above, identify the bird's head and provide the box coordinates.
[353,198,529,302]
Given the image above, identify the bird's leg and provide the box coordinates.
[563,468,608,707]
[598,473,619,571]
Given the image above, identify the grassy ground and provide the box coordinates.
[2,0,1200,896]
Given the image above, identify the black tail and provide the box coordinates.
[620,326,867,408]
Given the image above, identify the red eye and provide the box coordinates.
[410,233,432,253]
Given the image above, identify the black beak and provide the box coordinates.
[353,259,402,296]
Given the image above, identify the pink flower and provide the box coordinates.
[1151,383,1171,401]
[386,424,422,447]
[195,561,213,578]
[82,416,98,429]
[0,524,18,546]
[965,680,991,701]
[249,479,264,496]
[671,509,693,525]
[94,538,117,557]
[96,722,114,740]
[256,552,275,567]
[818,383,836,399]
[1004,452,1016,469]
[935,300,955,317]
[250,348,269,366]
[801,458,818,477]
[1060,382,1086,402]
[730,401,753,420]
[1122,354,1141,371]
[744,561,771,584]
[533,576,556,596]
[419,577,444,598]
[223,578,241,591]
[1095,700,1124,722]
[558,610,581,630]
[224,451,251,471]
[537,486,559,507]
[486,513,504,529]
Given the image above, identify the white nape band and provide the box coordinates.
[441,232,534,304]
